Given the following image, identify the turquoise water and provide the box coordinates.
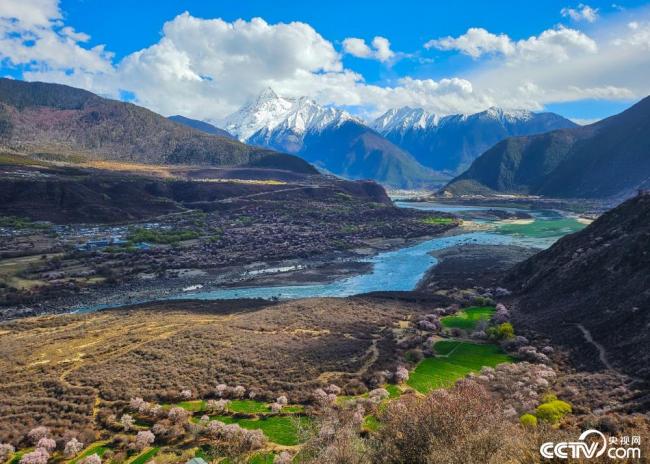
[171,203,583,301]
[169,232,516,301]
[77,203,585,310]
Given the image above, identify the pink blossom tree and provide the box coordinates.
[64,438,84,458]
[0,444,15,462]
[129,397,147,412]
[274,451,293,464]
[26,427,49,445]
[135,430,155,451]
[36,438,56,452]
[81,453,102,464]
[215,384,228,397]
[19,448,49,464]
[167,407,190,424]
[120,413,135,431]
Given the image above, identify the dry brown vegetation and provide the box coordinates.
[299,381,650,464]
[0,296,438,444]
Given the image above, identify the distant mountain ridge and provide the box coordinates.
[442,96,650,199]
[0,78,316,174]
[223,88,446,188]
[371,106,577,174]
[168,115,234,139]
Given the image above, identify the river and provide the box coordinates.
[164,202,586,302]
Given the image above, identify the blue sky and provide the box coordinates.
[1,0,650,123]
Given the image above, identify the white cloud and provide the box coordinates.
[425,26,597,63]
[342,36,395,62]
[561,4,599,22]
[0,0,61,27]
[425,28,514,58]
[6,3,650,123]
[514,26,598,62]
[0,0,113,75]
[613,21,650,49]
[342,38,372,58]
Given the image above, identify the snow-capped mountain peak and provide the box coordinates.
[480,106,534,122]
[372,106,538,135]
[223,88,358,142]
[371,107,440,134]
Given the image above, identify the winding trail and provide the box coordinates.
[575,324,613,370]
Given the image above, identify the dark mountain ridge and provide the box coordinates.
[168,115,234,139]
[0,78,316,174]
[443,96,650,199]
[506,192,650,381]
[297,120,448,189]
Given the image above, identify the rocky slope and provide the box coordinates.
[505,193,650,380]
[372,106,576,173]
[0,78,315,174]
[223,88,444,187]
[443,96,650,199]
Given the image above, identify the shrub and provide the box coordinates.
[535,400,572,424]
[128,228,199,245]
[541,393,558,403]
[489,322,515,340]
[404,349,424,363]
[519,414,538,428]
[394,367,409,384]
[371,382,522,463]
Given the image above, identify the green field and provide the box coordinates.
[129,447,159,464]
[176,400,206,412]
[210,415,309,446]
[441,306,495,330]
[227,399,271,414]
[407,341,512,393]
[496,218,586,239]
[282,404,305,413]
[248,453,275,464]
[68,442,111,464]
[385,384,402,399]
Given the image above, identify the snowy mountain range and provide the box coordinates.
[219,88,577,186]
[371,106,577,173]
[223,88,443,188]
